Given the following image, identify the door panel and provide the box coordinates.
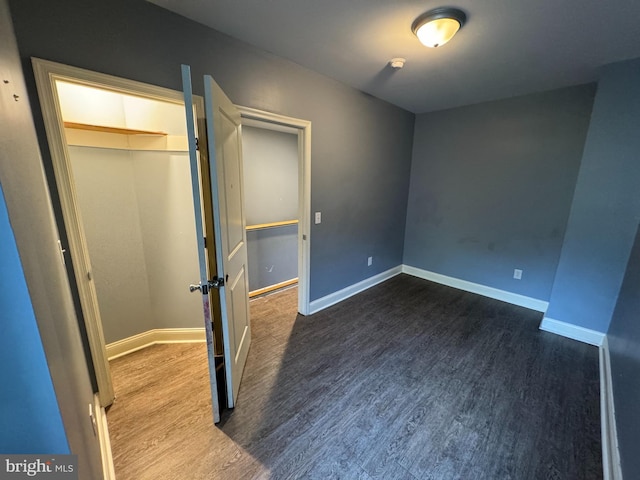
[230,266,250,362]
[204,74,252,408]
[181,65,221,423]
[220,113,245,254]
[182,65,251,411]
[205,76,251,408]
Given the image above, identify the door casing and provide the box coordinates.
[237,106,312,315]
[31,58,210,475]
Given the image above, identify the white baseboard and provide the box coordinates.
[600,337,623,480]
[94,393,116,480]
[306,265,604,349]
[539,317,605,346]
[308,266,402,314]
[106,328,206,360]
[402,265,549,312]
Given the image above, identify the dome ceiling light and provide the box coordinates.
[412,7,467,48]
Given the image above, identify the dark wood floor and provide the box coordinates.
[107,275,602,479]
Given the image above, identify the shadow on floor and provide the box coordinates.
[217,274,602,479]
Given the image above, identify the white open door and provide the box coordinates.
[182,66,252,410]
[203,75,252,409]
[181,66,221,423]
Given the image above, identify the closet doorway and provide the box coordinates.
[238,108,311,314]
[54,80,205,356]
[32,59,223,471]
[32,61,312,472]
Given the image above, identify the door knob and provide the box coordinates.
[189,278,225,295]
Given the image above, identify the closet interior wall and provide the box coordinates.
[242,125,299,296]
[57,81,202,344]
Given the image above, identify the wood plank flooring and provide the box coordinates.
[106,275,602,479]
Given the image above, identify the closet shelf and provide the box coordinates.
[64,122,167,136]
[246,219,298,231]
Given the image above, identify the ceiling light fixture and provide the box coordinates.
[412,7,466,48]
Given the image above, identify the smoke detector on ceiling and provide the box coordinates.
[389,58,406,69]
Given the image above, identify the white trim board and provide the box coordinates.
[539,317,605,347]
[94,393,116,480]
[308,266,402,314]
[402,265,549,312]
[106,328,206,360]
[600,337,623,480]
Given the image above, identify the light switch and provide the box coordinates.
[315,212,321,224]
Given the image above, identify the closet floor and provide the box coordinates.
[105,287,298,479]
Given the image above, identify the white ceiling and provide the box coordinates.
[149,0,640,113]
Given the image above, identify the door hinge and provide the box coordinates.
[195,137,200,151]
[57,240,66,266]
[89,403,98,437]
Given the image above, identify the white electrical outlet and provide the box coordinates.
[315,211,321,224]
[367,256,373,266]
[514,269,523,280]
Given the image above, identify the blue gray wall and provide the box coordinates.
[9,0,415,302]
[404,85,595,301]
[247,225,299,291]
[243,126,299,292]
[0,185,69,453]
[1,2,104,473]
[545,59,640,332]
[242,126,299,225]
[607,223,640,479]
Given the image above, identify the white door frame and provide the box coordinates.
[236,106,311,315]
[32,58,213,477]
[31,59,206,399]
